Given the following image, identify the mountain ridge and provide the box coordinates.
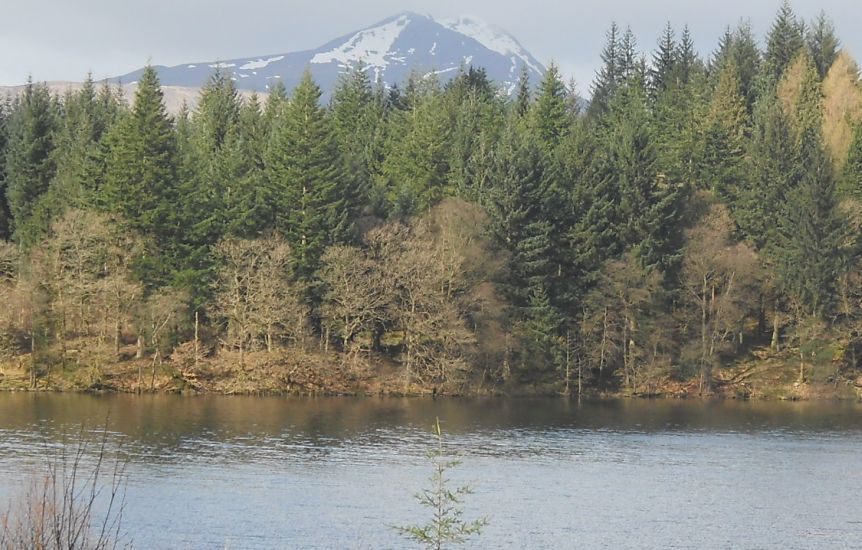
[115,12,546,96]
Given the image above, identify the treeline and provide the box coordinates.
[1,1,862,394]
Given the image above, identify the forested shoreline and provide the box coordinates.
[1,2,861,398]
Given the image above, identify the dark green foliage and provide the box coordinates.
[844,122,862,200]
[0,99,10,239]
[735,95,798,249]
[102,66,178,285]
[764,1,806,87]
[531,63,573,147]
[381,75,450,217]
[712,23,762,114]
[4,79,57,245]
[650,22,678,97]
[776,129,847,317]
[596,76,686,270]
[807,12,840,79]
[266,71,349,280]
[330,64,380,225]
[588,23,622,119]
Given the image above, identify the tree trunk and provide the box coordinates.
[771,309,781,352]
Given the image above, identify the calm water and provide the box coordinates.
[0,395,860,549]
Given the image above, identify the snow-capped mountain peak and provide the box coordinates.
[115,12,545,97]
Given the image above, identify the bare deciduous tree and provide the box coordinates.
[214,234,306,365]
[680,201,761,392]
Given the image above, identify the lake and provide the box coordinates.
[0,395,860,548]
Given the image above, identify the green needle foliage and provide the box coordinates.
[395,418,488,550]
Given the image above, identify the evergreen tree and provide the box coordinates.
[266,70,349,281]
[514,65,531,118]
[4,79,57,245]
[597,75,685,270]
[487,120,565,376]
[227,93,275,236]
[263,79,288,132]
[531,63,572,149]
[764,1,806,87]
[735,94,799,249]
[0,98,10,239]
[676,26,698,85]
[381,75,450,217]
[102,66,178,284]
[806,11,840,79]
[776,128,847,317]
[845,121,862,200]
[49,76,108,212]
[330,63,377,223]
[588,23,621,119]
[650,22,678,97]
[701,60,748,201]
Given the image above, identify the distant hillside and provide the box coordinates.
[115,12,546,96]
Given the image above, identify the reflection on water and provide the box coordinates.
[0,395,860,548]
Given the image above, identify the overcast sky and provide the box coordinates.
[1,0,860,93]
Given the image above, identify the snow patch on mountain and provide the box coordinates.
[239,56,285,70]
[440,16,542,74]
[311,14,409,69]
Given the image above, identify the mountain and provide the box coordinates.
[115,12,545,96]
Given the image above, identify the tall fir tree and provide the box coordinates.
[701,60,749,201]
[102,66,178,285]
[0,98,10,239]
[764,1,806,87]
[735,93,799,249]
[266,70,349,281]
[806,11,840,79]
[776,126,847,317]
[330,63,378,224]
[650,22,678,97]
[588,23,621,120]
[845,121,862,200]
[514,65,532,118]
[531,62,572,149]
[381,74,450,217]
[4,79,57,245]
[227,93,275,237]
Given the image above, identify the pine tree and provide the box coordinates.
[531,63,572,149]
[102,66,178,284]
[845,121,862,200]
[807,11,840,79]
[263,79,288,132]
[514,65,531,118]
[487,120,566,377]
[266,70,349,281]
[650,22,677,97]
[49,75,108,213]
[764,1,806,87]
[701,60,748,201]
[381,76,450,217]
[330,63,377,223]
[776,127,847,317]
[588,23,621,119]
[597,74,686,270]
[619,27,639,82]
[676,26,698,85]
[4,79,57,245]
[735,94,799,249]
[0,99,10,239]
[227,93,275,237]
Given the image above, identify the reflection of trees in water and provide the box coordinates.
[0,395,860,466]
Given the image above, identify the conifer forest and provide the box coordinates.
[2,2,862,398]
